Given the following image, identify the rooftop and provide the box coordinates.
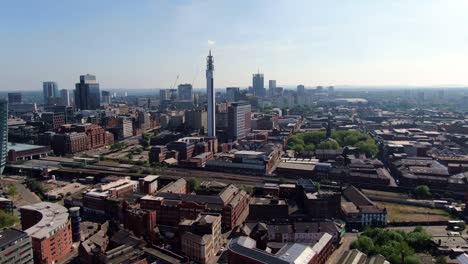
[21,202,69,240]
[7,142,45,152]
[0,228,29,248]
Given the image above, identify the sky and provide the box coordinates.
[1,0,468,90]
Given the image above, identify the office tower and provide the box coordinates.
[7,93,22,104]
[228,101,251,140]
[269,80,277,96]
[252,73,265,97]
[297,84,305,95]
[75,74,100,110]
[327,86,335,98]
[0,99,6,174]
[226,87,240,102]
[177,84,193,101]
[159,89,169,101]
[185,109,207,133]
[101,90,111,105]
[60,89,70,106]
[206,51,216,137]
[43,82,59,105]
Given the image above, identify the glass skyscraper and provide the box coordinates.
[43,82,59,105]
[252,73,265,97]
[75,74,101,110]
[0,99,7,174]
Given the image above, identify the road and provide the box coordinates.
[0,176,41,207]
[327,233,357,264]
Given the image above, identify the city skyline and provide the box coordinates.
[2,1,468,90]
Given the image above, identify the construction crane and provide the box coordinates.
[171,75,179,89]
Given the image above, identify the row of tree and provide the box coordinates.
[351,227,433,264]
[287,130,378,157]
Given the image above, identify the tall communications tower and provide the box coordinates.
[206,50,216,137]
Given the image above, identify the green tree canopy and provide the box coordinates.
[0,210,18,228]
[414,185,431,199]
[287,130,378,156]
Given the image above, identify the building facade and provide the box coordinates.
[180,213,222,264]
[228,101,251,140]
[0,99,7,174]
[185,109,207,133]
[252,73,265,97]
[0,228,33,264]
[43,82,59,106]
[178,84,193,101]
[7,93,22,104]
[268,80,276,96]
[226,87,240,102]
[75,74,100,110]
[59,89,70,106]
[20,202,73,264]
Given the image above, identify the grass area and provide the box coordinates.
[377,202,453,222]
[362,189,410,199]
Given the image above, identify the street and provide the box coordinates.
[327,233,358,264]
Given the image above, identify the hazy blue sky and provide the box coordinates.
[1,0,468,90]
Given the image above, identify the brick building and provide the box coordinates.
[139,175,159,194]
[149,145,168,163]
[180,213,222,264]
[41,112,65,130]
[20,202,72,264]
[122,204,157,241]
[140,182,249,230]
[301,190,341,219]
[83,177,138,215]
[52,123,113,155]
[51,132,88,155]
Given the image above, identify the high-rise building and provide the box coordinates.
[226,87,240,102]
[252,73,265,97]
[7,93,22,104]
[75,74,100,110]
[60,89,70,106]
[101,90,111,105]
[0,99,6,174]
[297,84,305,95]
[268,80,276,96]
[185,109,207,133]
[43,82,59,105]
[160,89,170,101]
[178,84,193,101]
[327,86,335,98]
[206,51,216,137]
[228,101,251,140]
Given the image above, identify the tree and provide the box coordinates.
[312,181,320,190]
[435,256,447,264]
[27,179,46,199]
[239,185,253,194]
[6,184,17,197]
[187,178,201,192]
[304,144,315,152]
[316,139,340,150]
[0,210,18,228]
[127,152,134,160]
[351,235,375,254]
[414,185,431,198]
